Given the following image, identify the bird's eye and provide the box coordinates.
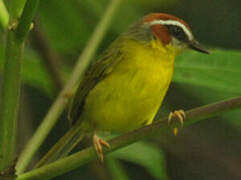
[172,26,182,36]
[167,25,188,42]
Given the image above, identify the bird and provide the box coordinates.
[37,13,209,165]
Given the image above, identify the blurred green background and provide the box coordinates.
[0,0,241,179]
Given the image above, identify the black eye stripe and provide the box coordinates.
[166,25,188,42]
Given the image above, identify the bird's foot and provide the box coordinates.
[93,133,110,162]
[168,109,185,136]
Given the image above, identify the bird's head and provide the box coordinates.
[128,13,209,54]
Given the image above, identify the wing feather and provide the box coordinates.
[68,38,123,125]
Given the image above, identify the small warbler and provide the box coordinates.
[38,13,209,164]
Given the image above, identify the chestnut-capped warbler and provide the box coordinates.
[38,13,209,164]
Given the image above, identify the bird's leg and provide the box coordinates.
[168,110,186,136]
[93,132,110,162]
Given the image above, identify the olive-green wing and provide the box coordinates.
[68,40,123,125]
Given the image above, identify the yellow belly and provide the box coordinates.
[82,39,176,132]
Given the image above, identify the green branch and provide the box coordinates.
[16,0,123,174]
[16,97,241,180]
[0,31,23,171]
[15,0,39,43]
[0,0,39,171]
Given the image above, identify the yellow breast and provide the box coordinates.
[83,39,177,132]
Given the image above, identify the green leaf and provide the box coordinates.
[106,158,131,180]
[174,49,241,94]
[22,49,56,96]
[173,49,241,129]
[38,0,94,53]
[0,47,55,97]
[109,141,169,180]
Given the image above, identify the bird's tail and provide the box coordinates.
[35,120,84,168]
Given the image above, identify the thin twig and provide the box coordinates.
[16,97,241,180]
[16,0,123,174]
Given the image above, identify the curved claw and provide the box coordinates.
[93,133,110,162]
[168,109,186,136]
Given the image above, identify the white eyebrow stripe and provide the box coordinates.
[149,20,194,41]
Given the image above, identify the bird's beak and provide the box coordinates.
[189,40,210,54]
